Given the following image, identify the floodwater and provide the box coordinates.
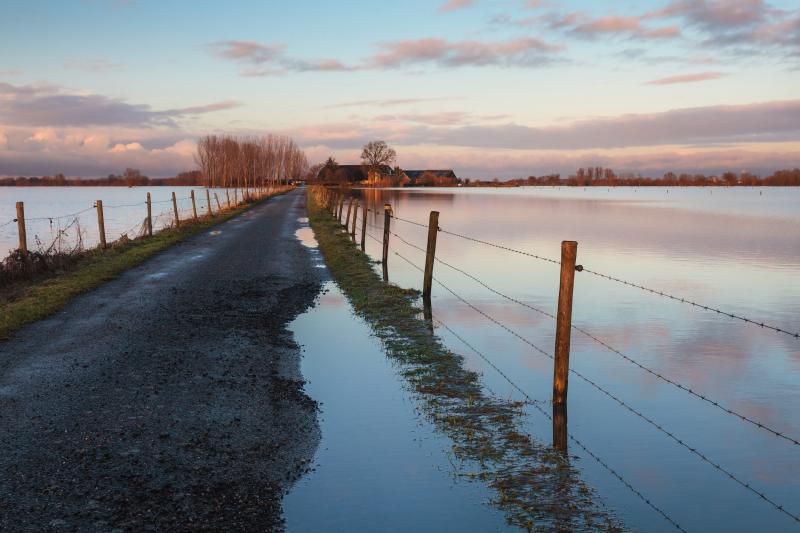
[0,186,241,257]
[300,187,799,532]
[284,281,514,532]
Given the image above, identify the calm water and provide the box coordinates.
[319,186,799,531]
[0,186,240,256]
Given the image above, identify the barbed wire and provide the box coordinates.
[390,246,799,524]
[434,313,687,533]
[25,205,96,222]
[579,266,800,339]
[390,211,797,340]
[0,219,16,229]
[386,229,800,447]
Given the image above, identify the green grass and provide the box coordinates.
[0,191,286,340]
[307,189,623,532]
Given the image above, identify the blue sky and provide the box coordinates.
[1,0,798,177]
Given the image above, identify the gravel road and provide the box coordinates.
[0,189,324,531]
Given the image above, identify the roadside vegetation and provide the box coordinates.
[307,188,623,532]
[0,190,289,340]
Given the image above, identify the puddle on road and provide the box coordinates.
[294,227,318,249]
[284,282,513,532]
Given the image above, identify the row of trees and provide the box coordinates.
[463,168,800,187]
[0,169,205,187]
[195,134,308,189]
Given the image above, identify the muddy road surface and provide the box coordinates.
[0,189,324,531]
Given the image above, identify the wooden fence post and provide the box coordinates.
[382,204,392,282]
[146,193,153,236]
[206,189,213,217]
[96,200,107,249]
[15,201,27,255]
[361,205,367,251]
[345,198,353,229]
[422,210,440,305]
[351,202,358,240]
[215,193,222,213]
[234,188,239,206]
[226,190,231,210]
[338,197,344,221]
[553,240,578,407]
[172,192,180,227]
[191,190,198,221]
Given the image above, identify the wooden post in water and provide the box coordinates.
[234,188,239,206]
[351,202,358,240]
[145,193,153,237]
[360,206,367,251]
[553,240,578,407]
[215,193,222,213]
[382,204,391,282]
[206,189,213,217]
[345,198,353,229]
[553,404,568,454]
[422,211,440,305]
[15,201,27,255]
[171,192,180,227]
[191,190,198,221]
[96,200,107,249]
[226,190,231,210]
[338,197,344,221]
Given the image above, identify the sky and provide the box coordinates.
[0,0,798,179]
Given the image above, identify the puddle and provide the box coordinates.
[209,230,222,236]
[294,227,318,249]
[284,282,512,532]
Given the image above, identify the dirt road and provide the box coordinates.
[0,189,323,531]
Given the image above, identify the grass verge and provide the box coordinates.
[0,190,287,340]
[307,188,622,532]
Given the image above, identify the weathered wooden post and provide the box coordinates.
[206,189,213,217]
[553,240,578,407]
[215,193,222,213]
[96,200,107,249]
[191,190,198,221]
[382,204,391,282]
[171,192,180,227]
[422,211,440,305]
[360,206,367,251]
[145,193,153,236]
[226,190,231,210]
[338,197,344,221]
[15,201,27,255]
[351,202,359,240]
[234,188,239,206]
[345,198,353,229]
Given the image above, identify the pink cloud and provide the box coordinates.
[369,37,563,68]
[211,40,285,64]
[439,0,474,12]
[646,71,728,85]
[569,14,681,39]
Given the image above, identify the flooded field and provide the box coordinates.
[310,186,799,531]
[0,186,241,257]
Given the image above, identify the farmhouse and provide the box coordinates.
[403,170,459,186]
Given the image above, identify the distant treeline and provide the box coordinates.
[0,169,204,187]
[465,167,800,187]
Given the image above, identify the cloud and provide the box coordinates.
[570,15,681,39]
[645,71,728,84]
[646,0,800,56]
[369,37,563,68]
[211,40,285,64]
[439,0,474,12]
[0,83,240,128]
[211,39,354,75]
[291,100,800,151]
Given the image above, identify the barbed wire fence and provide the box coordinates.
[316,186,800,528]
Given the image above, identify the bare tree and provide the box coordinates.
[360,140,396,181]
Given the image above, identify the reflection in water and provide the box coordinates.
[303,202,624,531]
[344,186,800,532]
